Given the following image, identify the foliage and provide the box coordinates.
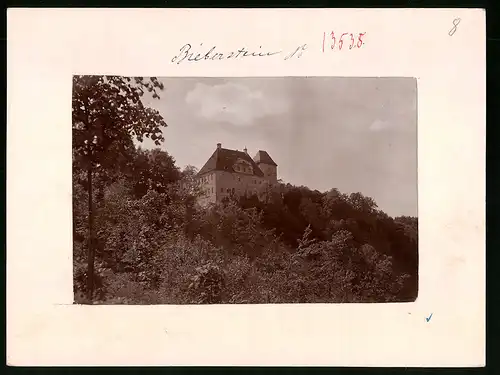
[130,147,181,198]
[72,75,166,169]
[73,162,418,304]
[72,75,167,301]
[73,155,418,304]
[188,263,226,304]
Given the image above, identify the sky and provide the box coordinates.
[138,77,418,217]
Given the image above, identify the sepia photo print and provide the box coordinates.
[72,76,418,305]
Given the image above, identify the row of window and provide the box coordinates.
[202,187,214,196]
[199,174,273,190]
[232,175,263,184]
[220,187,259,195]
[235,165,252,173]
[200,174,214,184]
[201,185,266,197]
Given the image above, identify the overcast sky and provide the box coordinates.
[139,77,417,217]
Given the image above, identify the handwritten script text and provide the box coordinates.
[171,43,307,64]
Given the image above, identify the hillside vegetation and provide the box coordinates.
[73,147,418,304]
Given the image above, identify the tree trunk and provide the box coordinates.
[86,165,95,302]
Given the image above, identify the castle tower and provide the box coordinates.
[253,150,278,184]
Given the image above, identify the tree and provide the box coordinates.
[130,148,181,198]
[72,75,166,302]
[179,165,202,196]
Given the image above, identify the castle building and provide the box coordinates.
[194,143,278,206]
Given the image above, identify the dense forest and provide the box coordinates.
[72,75,418,304]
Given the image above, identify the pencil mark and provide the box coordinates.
[425,313,433,322]
[284,44,308,60]
[449,18,461,36]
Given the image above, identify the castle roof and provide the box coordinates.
[253,150,278,166]
[197,147,265,177]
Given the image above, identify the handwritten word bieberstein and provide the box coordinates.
[170,43,308,64]
[322,32,366,52]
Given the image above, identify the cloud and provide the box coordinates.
[185,82,289,126]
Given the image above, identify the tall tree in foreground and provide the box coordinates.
[72,75,166,302]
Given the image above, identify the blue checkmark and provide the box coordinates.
[425,313,433,322]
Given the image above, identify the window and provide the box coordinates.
[221,187,223,192]
[211,187,213,193]
[227,188,230,193]
[232,188,235,194]
[238,177,241,182]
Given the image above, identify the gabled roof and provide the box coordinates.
[253,150,278,166]
[197,147,265,177]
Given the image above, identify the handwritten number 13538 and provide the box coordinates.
[322,32,366,52]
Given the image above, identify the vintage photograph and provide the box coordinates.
[72,76,418,305]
